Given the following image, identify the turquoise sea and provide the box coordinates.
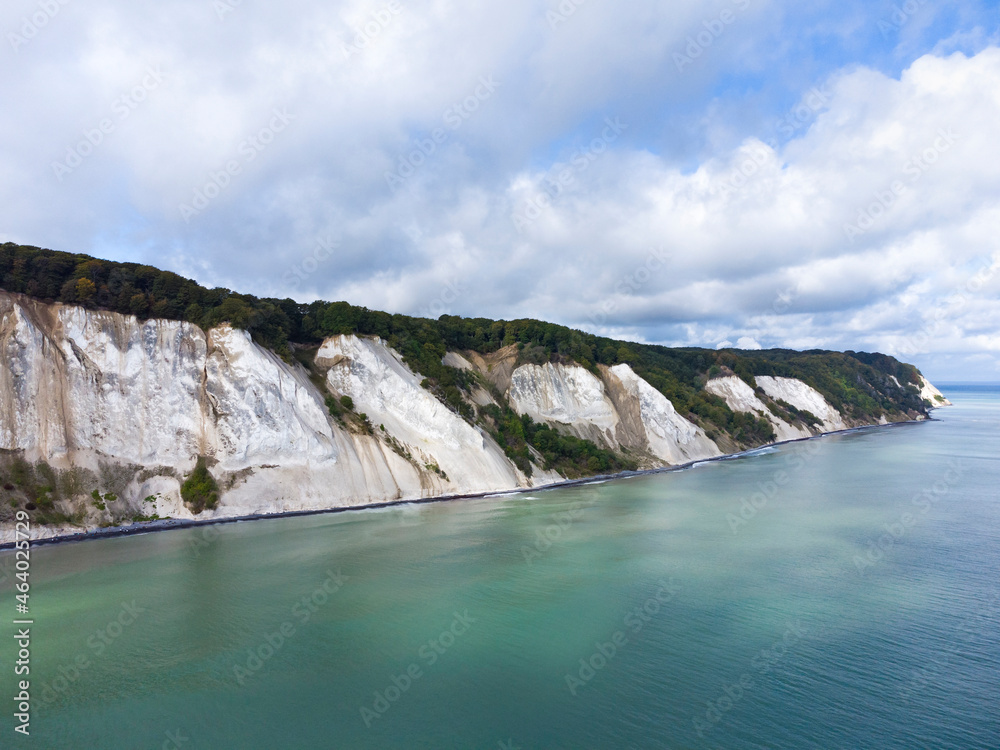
[2,385,998,749]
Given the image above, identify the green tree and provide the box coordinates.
[74,278,97,302]
[129,293,149,317]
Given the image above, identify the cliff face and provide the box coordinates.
[919,376,952,406]
[754,376,846,433]
[0,293,424,531]
[605,364,722,465]
[705,372,930,440]
[317,334,532,493]
[508,362,620,446]
[705,376,813,442]
[0,292,949,540]
[457,348,721,465]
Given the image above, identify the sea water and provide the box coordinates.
[1,385,997,749]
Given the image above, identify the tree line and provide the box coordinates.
[1,243,928,442]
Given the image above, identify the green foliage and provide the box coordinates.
[90,489,106,511]
[1,243,293,357]
[0,242,930,462]
[356,413,374,434]
[324,395,342,421]
[773,399,822,428]
[478,402,636,479]
[75,277,97,301]
[0,457,97,525]
[181,457,219,514]
[424,463,448,481]
[339,395,354,411]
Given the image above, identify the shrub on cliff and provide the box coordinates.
[181,457,219,514]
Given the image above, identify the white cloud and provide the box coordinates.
[735,336,762,350]
[0,0,997,380]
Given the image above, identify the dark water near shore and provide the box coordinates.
[2,385,998,749]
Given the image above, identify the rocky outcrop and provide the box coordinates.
[0,292,428,526]
[0,291,951,540]
[704,376,811,442]
[918,376,952,407]
[455,355,721,467]
[318,335,536,493]
[705,373,936,440]
[604,364,722,464]
[755,376,846,432]
[507,362,620,446]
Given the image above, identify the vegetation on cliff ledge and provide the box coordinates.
[181,457,219,514]
[1,243,930,456]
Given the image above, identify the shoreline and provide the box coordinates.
[0,419,930,552]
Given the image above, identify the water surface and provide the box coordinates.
[2,385,998,748]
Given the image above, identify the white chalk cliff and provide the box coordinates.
[918,376,952,407]
[0,292,949,540]
[605,364,722,464]
[755,376,847,433]
[705,376,812,442]
[317,334,528,493]
[507,362,620,445]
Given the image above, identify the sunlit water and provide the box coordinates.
[2,385,998,749]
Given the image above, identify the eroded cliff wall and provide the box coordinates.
[0,292,949,540]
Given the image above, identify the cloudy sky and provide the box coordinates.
[2,0,999,380]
